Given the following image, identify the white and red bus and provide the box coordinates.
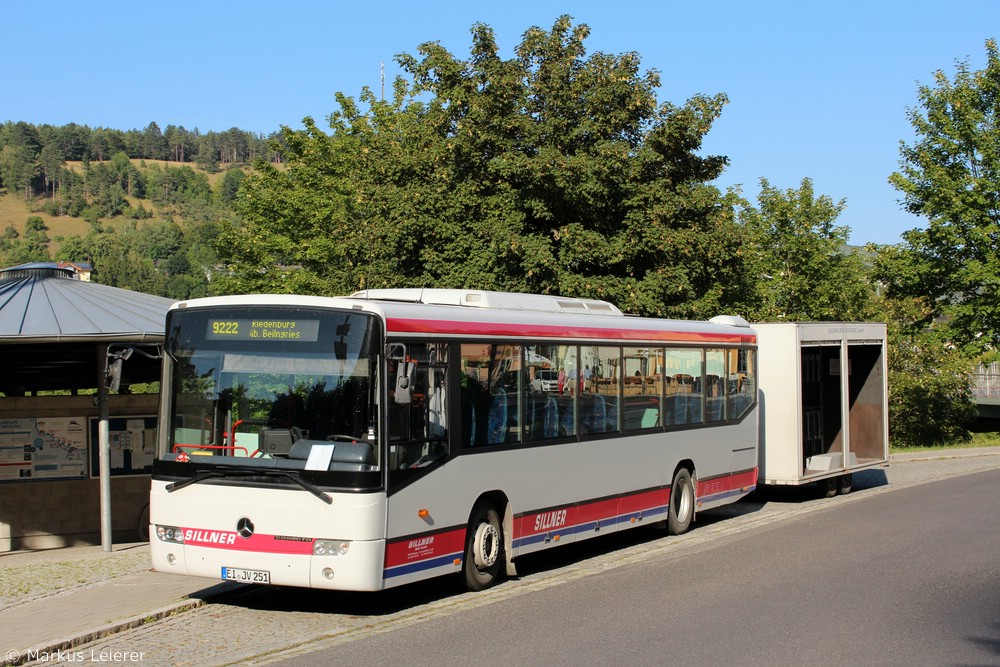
[150,289,758,591]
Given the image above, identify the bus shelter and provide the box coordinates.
[0,263,173,552]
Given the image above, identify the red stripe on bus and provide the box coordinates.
[384,528,466,569]
[514,487,669,540]
[385,317,756,344]
[383,472,757,571]
[182,528,315,555]
[619,487,671,515]
[697,469,758,497]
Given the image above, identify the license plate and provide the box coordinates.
[221,566,270,584]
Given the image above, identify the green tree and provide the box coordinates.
[132,219,182,260]
[217,128,355,295]
[90,230,165,293]
[222,16,746,316]
[54,122,91,161]
[38,142,66,198]
[141,121,168,160]
[1,121,41,156]
[887,38,1000,356]
[217,168,245,206]
[0,216,51,264]
[878,293,977,446]
[0,144,36,199]
[194,133,220,172]
[53,234,92,263]
[737,177,874,321]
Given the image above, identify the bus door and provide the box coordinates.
[386,342,450,478]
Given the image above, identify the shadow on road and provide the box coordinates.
[207,469,891,618]
[749,467,890,504]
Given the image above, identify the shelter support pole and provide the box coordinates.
[98,344,112,551]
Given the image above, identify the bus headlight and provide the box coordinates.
[155,525,185,544]
[313,540,350,556]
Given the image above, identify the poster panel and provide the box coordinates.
[89,416,157,477]
[0,417,88,481]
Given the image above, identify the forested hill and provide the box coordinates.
[0,120,285,171]
[0,120,274,300]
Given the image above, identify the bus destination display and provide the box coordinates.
[206,319,320,342]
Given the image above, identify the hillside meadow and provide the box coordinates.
[0,159,240,259]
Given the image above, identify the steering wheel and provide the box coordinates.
[326,434,359,443]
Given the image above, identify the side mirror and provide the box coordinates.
[106,358,123,392]
[395,361,414,404]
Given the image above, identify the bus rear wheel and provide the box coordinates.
[668,468,695,535]
[463,502,504,591]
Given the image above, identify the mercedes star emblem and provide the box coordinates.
[236,517,254,539]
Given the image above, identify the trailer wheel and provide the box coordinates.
[462,502,504,591]
[668,468,695,535]
[837,473,853,495]
[819,477,838,498]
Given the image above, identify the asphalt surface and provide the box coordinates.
[0,446,998,666]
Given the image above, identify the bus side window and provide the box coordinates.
[623,346,663,431]
[460,344,522,447]
[706,349,726,422]
[664,349,704,426]
[727,348,756,420]
[524,344,565,442]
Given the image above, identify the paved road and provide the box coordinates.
[54,451,1000,666]
[301,468,1000,666]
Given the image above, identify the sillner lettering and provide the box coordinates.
[533,509,568,532]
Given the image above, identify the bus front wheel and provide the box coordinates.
[463,502,503,591]
[668,468,695,535]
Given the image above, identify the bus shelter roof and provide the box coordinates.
[0,263,174,394]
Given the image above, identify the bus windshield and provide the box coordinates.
[161,306,380,471]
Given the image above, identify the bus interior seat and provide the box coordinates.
[560,400,575,436]
[593,394,606,432]
[461,398,476,447]
[487,388,507,445]
[581,394,606,434]
[544,396,559,437]
[523,394,558,441]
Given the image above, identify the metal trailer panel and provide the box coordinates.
[755,322,889,486]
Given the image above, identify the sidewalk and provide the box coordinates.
[1,445,999,666]
[887,444,1000,463]
[0,543,241,666]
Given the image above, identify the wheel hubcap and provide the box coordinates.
[473,521,499,570]
[675,481,692,521]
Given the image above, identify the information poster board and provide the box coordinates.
[0,417,88,481]
[89,416,157,477]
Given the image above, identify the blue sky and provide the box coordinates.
[4,1,998,245]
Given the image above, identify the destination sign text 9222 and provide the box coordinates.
[206,319,320,342]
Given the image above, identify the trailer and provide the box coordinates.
[755,322,889,496]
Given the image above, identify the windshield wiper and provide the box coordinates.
[270,471,333,505]
[165,466,332,504]
[165,469,228,493]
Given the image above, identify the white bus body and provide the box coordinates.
[150,290,758,591]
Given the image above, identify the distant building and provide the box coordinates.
[56,261,93,281]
